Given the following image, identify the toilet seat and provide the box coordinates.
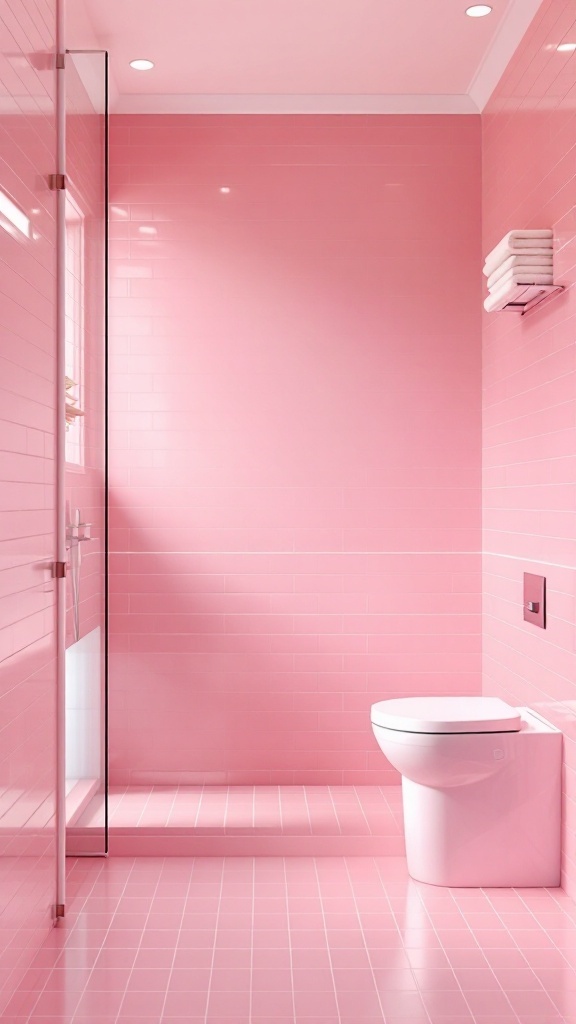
[371,696,522,734]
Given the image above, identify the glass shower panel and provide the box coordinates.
[64,51,108,855]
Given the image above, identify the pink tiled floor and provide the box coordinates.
[6,855,576,1024]
[73,786,404,856]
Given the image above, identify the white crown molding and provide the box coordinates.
[112,92,479,115]
[98,0,545,118]
[467,0,544,111]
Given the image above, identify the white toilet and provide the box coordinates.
[371,696,562,887]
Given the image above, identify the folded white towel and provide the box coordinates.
[484,230,553,277]
[489,269,554,293]
[484,282,528,312]
[484,285,526,312]
[486,253,553,289]
[485,229,553,260]
[484,280,550,313]
[494,229,553,241]
[483,247,554,277]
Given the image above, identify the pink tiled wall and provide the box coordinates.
[65,59,106,647]
[0,0,57,1007]
[482,0,576,895]
[108,114,482,786]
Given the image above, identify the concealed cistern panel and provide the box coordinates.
[523,573,546,629]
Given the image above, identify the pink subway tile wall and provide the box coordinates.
[0,0,58,1009]
[482,1,576,895]
[64,59,106,646]
[108,113,482,786]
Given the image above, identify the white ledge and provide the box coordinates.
[112,92,480,115]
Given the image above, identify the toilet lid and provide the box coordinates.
[371,696,522,734]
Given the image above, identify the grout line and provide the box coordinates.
[479,890,541,1023]
[96,859,156,1024]
[355,784,374,837]
[385,784,405,834]
[193,784,205,828]
[483,589,575,629]
[222,785,230,832]
[343,857,391,1024]
[483,368,576,412]
[282,857,297,1024]
[248,856,255,1024]
[445,891,495,1023]
[401,876,467,1024]
[483,551,576,572]
[483,397,576,435]
[134,785,153,828]
[203,858,225,1023]
[483,627,576,684]
[157,856,194,1021]
[107,787,124,826]
[302,786,314,837]
[164,784,179,828]
[459,891,525,1022]
[313,858,342,1024]
[512,885,576,976]
[327,785,344,836]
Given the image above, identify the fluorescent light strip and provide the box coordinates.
[0,188,30,238]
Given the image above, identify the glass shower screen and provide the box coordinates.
[64,50,108,856]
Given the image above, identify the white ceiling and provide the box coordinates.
[69,0,545,113]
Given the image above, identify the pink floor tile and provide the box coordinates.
[82,785,405,855]
[162,990,208,1015]
[250,989,295,1015]
[7,855,576,1024]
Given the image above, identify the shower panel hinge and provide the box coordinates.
[49,173,67,191]
[55,904,65,919]
[56,52,66,70]
[52,561,67,579]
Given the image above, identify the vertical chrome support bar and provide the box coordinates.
[55,0,67,916]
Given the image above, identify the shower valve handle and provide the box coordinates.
[77,522,92,541]
[66,521,92,543]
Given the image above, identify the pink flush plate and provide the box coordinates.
[523,573,546,629]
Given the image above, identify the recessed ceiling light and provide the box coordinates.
[557,42,576,52]
[465,5,492,16]
[130,59,154,71]
[219,187,231,194]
